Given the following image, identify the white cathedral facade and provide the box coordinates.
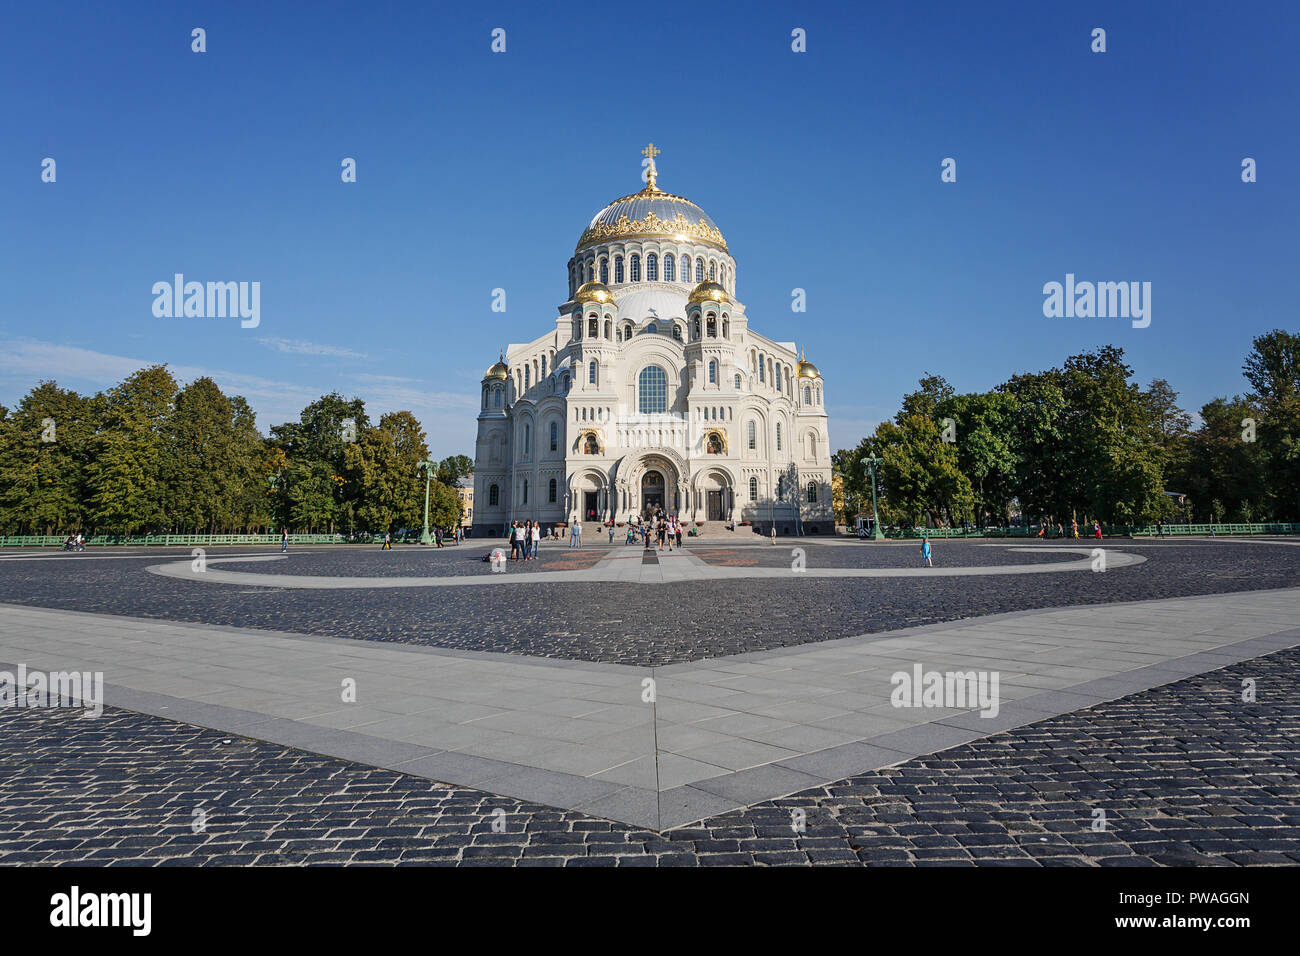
[472,146,833,537]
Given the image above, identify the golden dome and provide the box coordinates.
[796,350,820,379]
[688,281,730,306]
[485,354,509,380]
[574,281,615,305]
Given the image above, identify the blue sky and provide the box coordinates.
[2,0,1297,457]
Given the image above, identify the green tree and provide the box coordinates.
[936,390,1017,527]
[0,382,94,534]
[164,378,266,532]
[435,454,474,486]
[85,366,178,533]
[873,414,973,527]
[1243,330,1300,518]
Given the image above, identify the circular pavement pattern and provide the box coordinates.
[0,538,1297,665]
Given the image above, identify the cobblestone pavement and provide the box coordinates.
[0,540,1297,665]
[2,646,1296,866]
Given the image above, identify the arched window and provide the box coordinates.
[664,254,675,282]
[605,319,612,340]
[647,253,658,281]
[588,360,597,384]
[748,477,758,500]
[759,356,766,383]
[549,478,557,502]
[706,432,722,454]
[549,421,558,451]
[807,481,818,503]
[804,386,811,405]
[523,479,528,504]
[630,254,641,282]
[524,423,530,453]
[588,316,598,339]
[695,258,704,282]
[638,365,668,414]
[583,433,599,455]
[563,374,570,392]
[646,323,657,334]
[524,366,530,389]
[709,261,716,282]
[776,364,782,392]
[777,477,785,499]
[747,420,756,450]
[692,318,700,340]
[600,258,608,284]
[706,314,716,337]
[734,373,741,389]
[708,360,717,383]
[776,422,782,451]
[615,256,624,283]
[489,484,499,506]
[494,389,502,408]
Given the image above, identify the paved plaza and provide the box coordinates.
[1,536,1298,863]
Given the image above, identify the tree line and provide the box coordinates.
[0,364,470,536]
[834,332,1300,528]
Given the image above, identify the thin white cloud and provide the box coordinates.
[0,337,480,456]
[257,337,368,359]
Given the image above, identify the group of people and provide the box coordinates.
[61,533,85,551]
[625,511,684,550]
[1036,520,1103,540]
[508,520,543,560]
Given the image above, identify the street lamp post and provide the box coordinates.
[418,458,436,545]
[863,455,884,540]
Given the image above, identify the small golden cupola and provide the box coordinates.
[688,281,730,306]
[573,280,616,305]
[796,349,820,379]
[485,353,510,380]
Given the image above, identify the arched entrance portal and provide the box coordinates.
[697,469,734,522]
[641,471,666,516]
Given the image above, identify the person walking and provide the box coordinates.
[921,535,933,568]
[383,531,392,550]
[1093,521,1102,539]
[530,520,541,560]
[1071,519,1078,539]
[281,527,289,553]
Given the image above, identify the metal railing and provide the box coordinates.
[0,533,351,547]
[876,522,1300,539]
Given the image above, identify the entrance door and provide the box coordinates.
[583,491,598,521]
[707,490,723,521]
[641,472,665,515]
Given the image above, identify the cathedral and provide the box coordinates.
[472,146,833,537]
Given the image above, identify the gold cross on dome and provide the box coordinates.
[641,142,661,188]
